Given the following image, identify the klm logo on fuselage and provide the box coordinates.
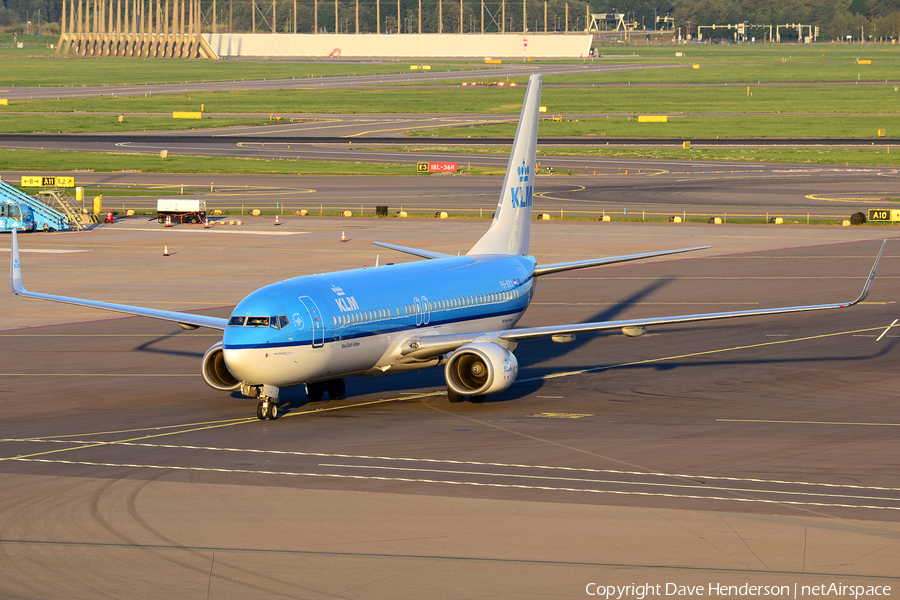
[335,296,359,312]
[510,160,533,209]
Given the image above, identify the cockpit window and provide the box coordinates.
[229,315,288,328]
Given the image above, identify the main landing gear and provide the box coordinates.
[447,389,486,403]
[256,399,279,420]
[306,379,345,402]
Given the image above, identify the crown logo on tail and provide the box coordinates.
[517,160,530,183]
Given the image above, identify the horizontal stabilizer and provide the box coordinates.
[534,246,710,277]
[372,241,453,260]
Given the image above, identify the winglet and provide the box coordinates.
[845,239,886,307]
[10,229,24,295]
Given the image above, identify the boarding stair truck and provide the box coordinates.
[0,179,74,232]
[157,199,207,224]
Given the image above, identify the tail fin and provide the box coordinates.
[467,74,542,256]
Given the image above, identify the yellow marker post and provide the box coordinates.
[172,112,202,119]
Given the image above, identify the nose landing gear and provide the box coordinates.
[242,383,281,420]
[256,399,279,420]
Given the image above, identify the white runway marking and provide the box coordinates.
[10,456,900,513]
[0,248,89,253]
[126,227,305,236]
[8,438,900,492]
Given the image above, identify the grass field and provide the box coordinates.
[2,144,896,173]
[3,83,898,116]
[0,148,506,175]
[3,43,899,167]
[415,114,900,139]
[0,114,273,132]
[388,144,900,166]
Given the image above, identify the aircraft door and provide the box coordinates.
[414,296,431,327]
[298,296,325,348]
[422,295,430,325]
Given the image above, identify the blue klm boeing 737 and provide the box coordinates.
[10,74,886,420]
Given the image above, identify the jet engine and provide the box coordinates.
[445,342,519,397]
[201,342,241,391]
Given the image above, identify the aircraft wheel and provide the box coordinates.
[470,395,486,403]
[327,379,345,400]
[267,403,279,420]
[306,382,324,402]
[256,402,266,420]
[448,389,465,403]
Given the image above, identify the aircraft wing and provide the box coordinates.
[372,242,453,260]
[533,246,710,277]
[9,230,228,331]
[400,240,886,360]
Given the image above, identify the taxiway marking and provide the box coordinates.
[127,228,306,236]
[9,438,900,492]
[719,418,900,428]
[0,248,89,254]
[10,456,900,512]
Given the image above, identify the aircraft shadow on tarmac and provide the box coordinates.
[265,280,676,413]
[133,333,206,359]
[125,280,895,413]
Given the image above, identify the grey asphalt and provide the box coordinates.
[3,165,895,221]
[1,216,899,598]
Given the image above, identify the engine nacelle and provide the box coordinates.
[445,342,519,397]
[201,342,241,392]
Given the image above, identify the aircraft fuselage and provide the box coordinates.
[223,254,536,387]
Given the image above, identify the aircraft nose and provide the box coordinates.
[222,347,261,383]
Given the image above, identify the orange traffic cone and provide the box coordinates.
[274,215,280,226]
[340,231,346,242]
[204,217,210,228]
[165,215,172,227]
[163,244,169,257]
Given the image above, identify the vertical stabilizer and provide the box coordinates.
[467,74,542,256]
